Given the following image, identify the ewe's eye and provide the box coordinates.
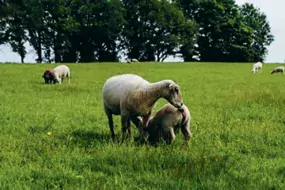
[174,88,179,94]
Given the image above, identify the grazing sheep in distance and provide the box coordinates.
[42,69,54,84]
[131,58,139,62]
[126,58,139,64]
[251,62,262,73]
[102,74,184,142]
[271,66,284,75]
[50,65,71,84]
[147,103,191,145]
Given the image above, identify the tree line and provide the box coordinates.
[0,0,274,63]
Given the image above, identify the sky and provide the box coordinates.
[0,0,283,63]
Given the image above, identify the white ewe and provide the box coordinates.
[251,62,262,73]
[50,65,71,84]
[271,66,284,75]
[147,103,191,145]
[102,74,184,141]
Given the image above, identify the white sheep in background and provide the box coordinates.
[50,65,71,84]
[126,58,139,64]
[271,66,284,75]
[251,62,262,73]
[147,103,191,145]
[102,74,184,142]
[131,58,139,62]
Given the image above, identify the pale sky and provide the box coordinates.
[0,0,283,63]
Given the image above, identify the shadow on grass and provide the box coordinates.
[69,128,158,148]
[70,128,112,148]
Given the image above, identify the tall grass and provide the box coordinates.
[0,63,284,189]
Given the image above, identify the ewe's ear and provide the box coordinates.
[168,84,174,89]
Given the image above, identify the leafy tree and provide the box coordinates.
[176,0,274,62]
[239,3,274,62]
[65,0,125,62]
[122,0,197,62]
[0,0,27,63]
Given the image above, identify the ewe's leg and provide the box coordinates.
[121,114,131,142]
[104,106,115,140]
[137,114,151,141]
[130,116,143,136]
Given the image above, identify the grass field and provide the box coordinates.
[0,62,284,189]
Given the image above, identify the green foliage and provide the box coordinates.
[0,0,27,62]
[122,0,197,62]
[176,0,274,62]
[0,0,274,63]
[0,63,284,189]
[240,3,274,62]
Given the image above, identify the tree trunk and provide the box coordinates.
[37,31,42,63]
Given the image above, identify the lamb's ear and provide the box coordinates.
[169,84,174,89]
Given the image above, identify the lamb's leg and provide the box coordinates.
[168,128,176,144]
[104,106,115,140]
[142,114,151,131]
[181,121,192,143]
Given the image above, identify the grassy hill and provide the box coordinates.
[0,62,284,189]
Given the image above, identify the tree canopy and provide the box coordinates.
[0,0,274,63]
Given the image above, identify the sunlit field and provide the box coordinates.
[0,62,284,189]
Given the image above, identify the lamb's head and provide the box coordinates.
[161,80,184,109]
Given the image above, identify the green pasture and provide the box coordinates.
[0,62,284,189]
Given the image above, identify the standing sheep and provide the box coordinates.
[102,74,184,141]
[251,62,262,73]
[50,65,71,84]
[147,103,191,145]
[271,66,284,75]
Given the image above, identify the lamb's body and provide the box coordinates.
[147,103,191,144]
[271,66,284,74]
[102,74,184,141]
[252,62,262,73]
[50,65,71,84]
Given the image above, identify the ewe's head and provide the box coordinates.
[42,69,53,83]
[162,80,184,109]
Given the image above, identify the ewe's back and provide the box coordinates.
[52,65,70,76]
[102,74,150,102]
